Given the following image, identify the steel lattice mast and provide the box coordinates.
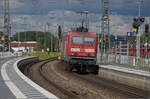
[101,0,110,62]
[4,0,10,51]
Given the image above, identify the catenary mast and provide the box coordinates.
[101,0,110,63]
[4,0,10,51]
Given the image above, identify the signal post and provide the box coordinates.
[132,17,145,66]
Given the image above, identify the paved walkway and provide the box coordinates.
[0,58,16,99]
[0,57,58,99]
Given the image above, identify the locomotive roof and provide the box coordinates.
[69,32,96,35]
[62,31,97,37]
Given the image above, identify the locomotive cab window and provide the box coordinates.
[71,36,95,45]
[84,37,95,45]
[71,36,83,44]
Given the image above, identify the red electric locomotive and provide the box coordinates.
[61,30,99,74]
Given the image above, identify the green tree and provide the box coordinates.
[11,31,58,51]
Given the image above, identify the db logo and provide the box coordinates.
[81,49,84,52]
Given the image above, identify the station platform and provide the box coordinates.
[1,56,149,98]
[0,57,58,99]
[0,58,16,99]
[99,64,150,91]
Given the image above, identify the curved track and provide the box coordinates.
[26,59,150,99]
[26,59,77,99]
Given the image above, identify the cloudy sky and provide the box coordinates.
[0,0,149,36]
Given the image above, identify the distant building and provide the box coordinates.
[11,41,37,53]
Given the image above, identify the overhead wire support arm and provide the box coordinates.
[76,11,89,32]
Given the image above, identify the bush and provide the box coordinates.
[23,52,60,60]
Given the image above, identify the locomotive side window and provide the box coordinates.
[71,36,95,45]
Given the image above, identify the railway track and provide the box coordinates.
[74,74,149,98]
[24,58,150,99]
[25,58,78,99]
[39,58,78,99]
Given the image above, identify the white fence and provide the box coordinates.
[0,52,22,59]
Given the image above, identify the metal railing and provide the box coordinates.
[0,52,22,58]
[98,54,150,70]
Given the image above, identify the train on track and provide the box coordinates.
[60,27,99,74]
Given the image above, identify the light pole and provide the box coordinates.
[44,24,47,51]
[17,31,20,52]
[53,25,58,52]
[24,24,27,52]
[48,24,53,52]
[8,25,11,52]
[96,25,101,64]
[51,26,53,52]
[0,22,4,52]
[114,35,118,63]
[47,23,51,52]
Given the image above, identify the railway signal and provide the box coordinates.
[4,37,9,51]
[135,0,145,66]
[145,24,149,36]
[132,28,137,33]
[132,18,139,29]
[132,17,145,33]
[58,25,62,39]
[1,35,5,41]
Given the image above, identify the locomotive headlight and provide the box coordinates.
[85,49,95,52]
[71,48,80,52]
[90,53,95,56]
[71,53,74,55]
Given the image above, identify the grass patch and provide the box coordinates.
[23,52,60,60]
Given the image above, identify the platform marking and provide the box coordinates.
[1,61,27,99]
[14,57,59,99]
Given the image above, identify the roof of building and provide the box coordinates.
[11,41,37,47]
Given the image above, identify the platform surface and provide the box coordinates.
[0,57,58,99]
[0,58,16,99]
[99,64,150,77]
